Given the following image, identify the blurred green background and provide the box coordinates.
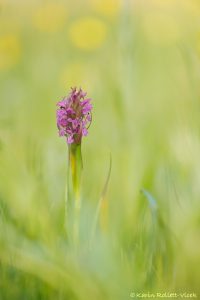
[1,0,200,299]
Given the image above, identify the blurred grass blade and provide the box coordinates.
[140,188,158,213]
[90,154,112,246]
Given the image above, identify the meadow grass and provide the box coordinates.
[0,0,200,299]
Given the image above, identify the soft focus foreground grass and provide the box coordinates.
[1,0,200,299]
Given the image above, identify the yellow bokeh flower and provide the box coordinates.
[33,3,67,33]
[90,0,122,18]
[69,17,107,51]
[0,34,21,71]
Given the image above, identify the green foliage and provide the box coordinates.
[1,0,200,299]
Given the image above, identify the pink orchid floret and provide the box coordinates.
[56,87,92,144]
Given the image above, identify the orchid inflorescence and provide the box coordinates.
[56,87,92,144]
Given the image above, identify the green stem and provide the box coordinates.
[66,143,83,246]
